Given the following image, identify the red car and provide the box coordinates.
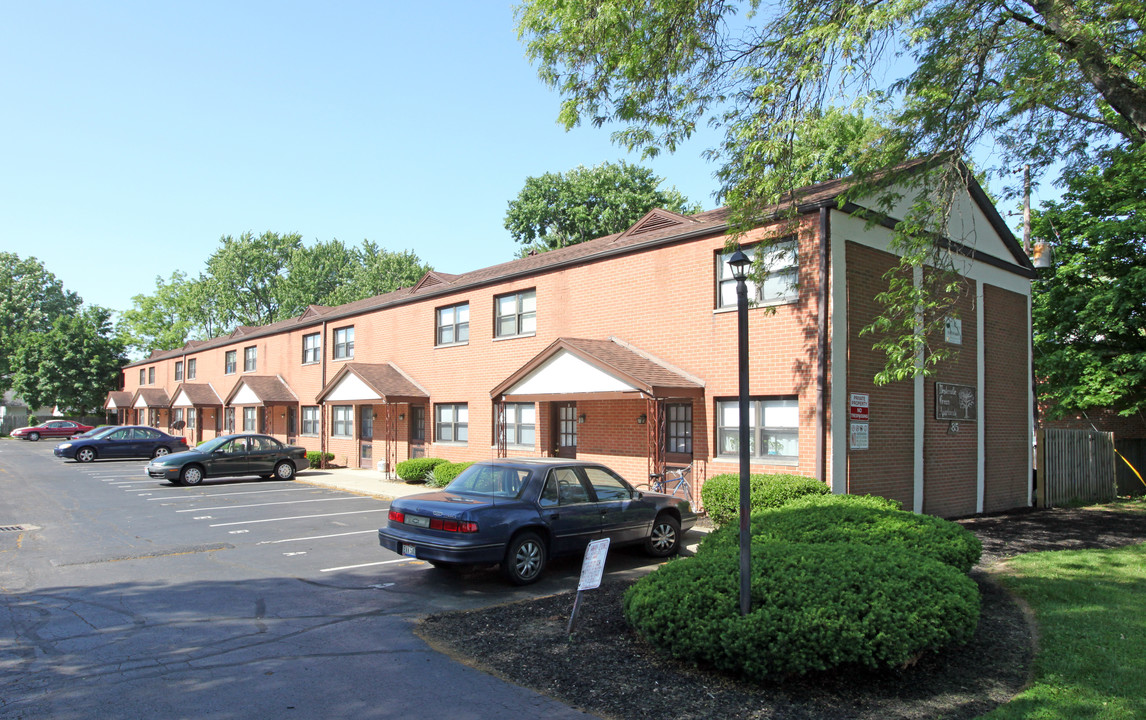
[10,420,94,442]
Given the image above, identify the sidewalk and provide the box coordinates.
[294,466,711,553]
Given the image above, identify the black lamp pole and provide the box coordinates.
[728,248,752,616]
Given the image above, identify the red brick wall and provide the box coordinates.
[983,285,1032,511]
[844,242,916,509]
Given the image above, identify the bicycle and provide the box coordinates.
[647,462,693,505]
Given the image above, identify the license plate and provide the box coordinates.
[406,515,430,528]
[402,544,417,558]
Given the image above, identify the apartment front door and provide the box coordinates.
[553,402,577,459]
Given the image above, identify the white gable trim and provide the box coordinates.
[231,384,262,405]
[172,389,194,408]
[133,396,149,409]
[324,372,382,402]
[506,349,636,396]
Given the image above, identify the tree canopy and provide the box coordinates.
[516,0,1146,380]
[504,160,701,254]
[1032,145,1146,418]
[0,253,82,394]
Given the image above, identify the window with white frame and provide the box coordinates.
[187,358,196,379]
[716,397,799,463]
[175,361,183,381]
[435,303,469,346]
[139,368,145,384]
[331,405,353,437]
[666,402,693,454]
[333,326,354,360]
[188,409,196,430]
[302,333,321,364]
[716,239,798,309]
[242,407,257,432]
[503,403,536,448]
[435,403,468,444]
[243,346,257,372]
[494,289,536,338]
[301,406,320,436]
[173,408,184,426]
[225,350,237,375]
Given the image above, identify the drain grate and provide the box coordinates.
[0,524,38,533]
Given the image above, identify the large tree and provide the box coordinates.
[504,160,701,254]
[205,231,304,328]
[118,271,222,356]
[13,306,125,415]
[0,253,82,393]
[1032,145,1146,418]
[517,0,1146,380]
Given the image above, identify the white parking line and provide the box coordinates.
[257,530,376,545]
[320,558,416,573]
[176,497,371,512]
[148,487,310,501]
[207,509,388,527]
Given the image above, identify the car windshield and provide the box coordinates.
[446,464,532,499]
[196,436,232,453]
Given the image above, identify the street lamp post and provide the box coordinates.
[727,247,753,616]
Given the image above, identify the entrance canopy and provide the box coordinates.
[170,383,223,408]
[491,337,704,402]
[224,375,298,406]
[315,362,429,404]
[104,391,132,411]
[131,388,170,409]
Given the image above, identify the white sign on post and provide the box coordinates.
[578,537,611,591]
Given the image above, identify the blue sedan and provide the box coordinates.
[54,425,189,462]
[378,458,696,585]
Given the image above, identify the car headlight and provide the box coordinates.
[58,443,72,449]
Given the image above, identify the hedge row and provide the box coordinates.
[306,451,334,469]
[623,540,980,680]
[426,461,475,488]
[395,457,449,483]
[700,472,830,526]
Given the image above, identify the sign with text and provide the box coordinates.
[850,422,869,450]
[849,392,870,421]
[578,537,611,591]
[935,383,977,421]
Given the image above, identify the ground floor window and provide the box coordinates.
[172,408,184,427]
[435,403,468,444]
[242,407,257,432]
[188,409,196,430]
[716,397,799,463]
[504,402,535,448]
[225,407,235,433]
[332,405,353,437]
[302,406,320,436]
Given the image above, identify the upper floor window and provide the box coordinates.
[148,367,155,385]
[174,361,184,381]
[243,346,257,372]
[503,402,536,448]
[436,303,469,346]
[187,358,196,379]
[717,239,798,309]
[302,332,321,364]
[333,326,354,360]
[716,397,799,463]
[434,403,468,444]
[225,350,237,375]
[139,368,145,385]
[495,289,536,338]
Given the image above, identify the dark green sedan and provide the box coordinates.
[145,433,308,486]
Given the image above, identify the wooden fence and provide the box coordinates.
[1036,428,1117,507]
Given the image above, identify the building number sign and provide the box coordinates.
[935,382,977,421]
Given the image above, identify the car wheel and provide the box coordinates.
[273,461,296,480]
[28,432,40,442]
[76,447,97,463]
[645,514,681,557]
[152,446,171,458]
[502,531,547,585]
[180,465,204,486]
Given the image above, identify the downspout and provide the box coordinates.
[320,320,328,469]
[816,207,830,484]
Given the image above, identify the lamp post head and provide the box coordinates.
[728,249,751,281]
[1031,240,1054,270]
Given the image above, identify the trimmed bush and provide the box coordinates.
[395,457,448,484]
[306,451,334,469]
[426,461,475,488]
[698,496,981,572]
[623,541,980,680]
[701,472,830,526]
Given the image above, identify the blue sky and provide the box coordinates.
[1,2,1045,317]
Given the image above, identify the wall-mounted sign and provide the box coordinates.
[944,316,962,345]
[849,422,869,450]
[935,382,977,421]
[849,392,869,421]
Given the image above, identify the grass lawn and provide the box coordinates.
[984,541,1146,720]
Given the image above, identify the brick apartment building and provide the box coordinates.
[113,166,1037,517]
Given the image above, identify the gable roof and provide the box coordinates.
[224,375,298,405]
[315,363,429,404]
[131,388,170,408]
[104,391,133,410]
[171,383,223,407]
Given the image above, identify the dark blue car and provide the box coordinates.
[378,458,696,585]
[54,425,189,462]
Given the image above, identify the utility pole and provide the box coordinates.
[1023,164,1031,254]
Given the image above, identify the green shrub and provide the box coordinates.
[623,542,980,680]
[698,498,982,572]
[306,451,334,469]
[395,457,448,483]
[426,461,475,488]
[701,472,830,526]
